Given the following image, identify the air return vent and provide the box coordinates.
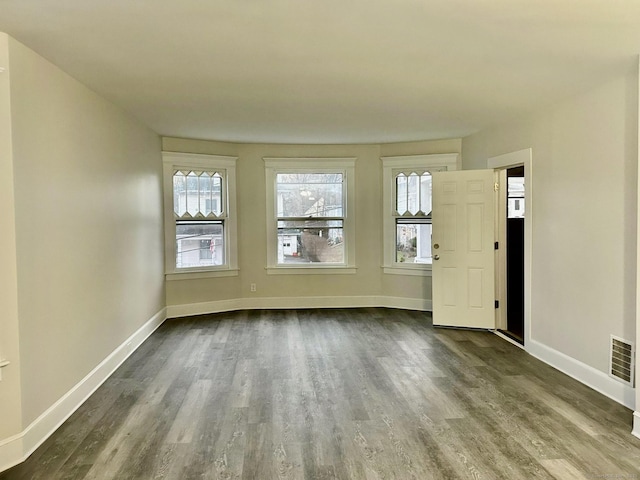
[609,335,635,387]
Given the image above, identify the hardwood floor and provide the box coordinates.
[2,308,639,479]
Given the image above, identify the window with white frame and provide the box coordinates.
[264,157,356,273]
[163,152,238,278]
[381,154,458,275]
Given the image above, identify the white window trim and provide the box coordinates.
[264,157,357,275]
[163,152,239,279]
[381,153,459,276]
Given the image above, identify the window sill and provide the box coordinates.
[383,266,433,277]
[166,268,239,281]
[266,266,357,275]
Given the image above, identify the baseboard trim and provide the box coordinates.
[633,411,640,439]
[0,307,167,474]
[166,296,433,318]
[0,432,24,474]
[527,339,635,409]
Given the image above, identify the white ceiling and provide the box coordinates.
[1,0,639,144]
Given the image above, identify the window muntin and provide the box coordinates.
[163,153,238,277]
[395,172,432,216]
[173,170,223,218]
[264,158,356,273]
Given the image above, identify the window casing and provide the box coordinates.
[264,157,356,274]
[163,152,238,279]
[381,154,458,276]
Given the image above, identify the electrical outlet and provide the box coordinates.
[250,283,257,292]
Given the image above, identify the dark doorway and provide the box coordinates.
[503,166,525,343]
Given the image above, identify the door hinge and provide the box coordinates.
[494,241,499,250]
[494,182,499,191]
[495,300,499,309]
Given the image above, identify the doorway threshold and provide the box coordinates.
[495,329,524,349]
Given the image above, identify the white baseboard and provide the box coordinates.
[527,339,636,409]
[380,296,433,312]
[166,295,433,318]
[0,432,24,475]
[633,411,640,439]
[0,307,167,474]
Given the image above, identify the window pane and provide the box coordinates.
[186,172,200,216]
[176,221,224,268]
[396,173,407,214]
[211,174,222,215]
[407,172,420,215]
[173,171,187,216]
[276,173,343,217]
[198,173,223,217]
[420,173,432,215]
[199,172,213,216]
[396,222,432,264]
[277,219,344,264]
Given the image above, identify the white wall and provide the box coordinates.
[0,33,23,444]
[7,36,165,431]
[635,59,640,438]
[162,137,462,313]
[463,69,638,388]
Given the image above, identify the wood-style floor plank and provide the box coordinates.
[2,308,640,480]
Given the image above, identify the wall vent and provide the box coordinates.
[609,335,635,387]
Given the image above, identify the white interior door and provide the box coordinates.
[432,169,496,329]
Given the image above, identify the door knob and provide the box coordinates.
[433,255,440,261]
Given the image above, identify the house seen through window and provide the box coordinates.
[276,173,345,265]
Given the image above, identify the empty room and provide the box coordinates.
[1,1,640,479]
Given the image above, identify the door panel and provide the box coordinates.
[432,169,496,329]
[442,204,457,250]
[467,204,485,251]
[442,268,457,306]
[467,268,484,308]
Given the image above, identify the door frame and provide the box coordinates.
[488,149,532,348]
